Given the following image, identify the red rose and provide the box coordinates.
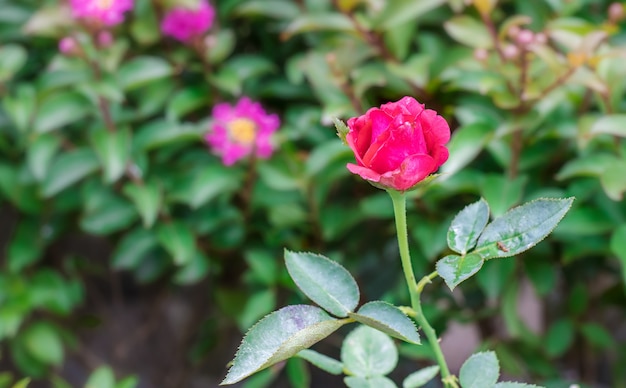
[345,96,450,191]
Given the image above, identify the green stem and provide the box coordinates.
[388,190,457,388]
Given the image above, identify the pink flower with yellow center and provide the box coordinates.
[161,0,215,43]
[206,97,280,166]
[70,0,133,26]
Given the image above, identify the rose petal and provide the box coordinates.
[346,163,382,183]
[421,110,451,147]
[369,109,393,141]
[365,121,427,173]
[347,115,373,159]
[378,154,436,191]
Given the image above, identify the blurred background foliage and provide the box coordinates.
[1,0,626,387]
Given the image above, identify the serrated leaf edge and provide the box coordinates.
[447,198,490,255]
[221,305,348,385]
[474,197,574,259]
[349,301,420,344]
[285,249,360,317]
[436,254,484,291]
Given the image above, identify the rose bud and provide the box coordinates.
[343,96,450,192]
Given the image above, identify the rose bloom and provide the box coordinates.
[206,97,280,166]
[345,96,450,191]
[70,0,133,26]
[161,0,215,43]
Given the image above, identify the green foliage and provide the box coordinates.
[1,0,625,386]
[222,305,346,385]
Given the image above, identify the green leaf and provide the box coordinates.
[494,383,543,388]
[402,365,440,388]
[34,91,91,133]
[373,0,446,30]
[11,378,31,388]
[476,259,515,300]
[123,182,161,228]
[610,224,626,292]
[0,44,27,81]
[555,153,617,180]
[282,13,354,40]
[80,192,137,236]
[221,305,346,385]
[474,198,574,259]
[284,250,359,318]
[173,251,210,286]
[447,198,489,255]
[459,351,499,388]
[115,376,139,388]
[235,289,276,331]
[23,322,64,366]
[166,85,209,120]
[349,301,420,344]
[134,120,203,151]
[544,319,574,357]
[244,250,278,286]
[341,326,398,378]
[481,175,527,218]
[436,254,484,291]
[112,229,158,270]
[85,366,115,388]
[440,122,494,177]
[333,118,350,145]
[42,148,100,197]
[118,56,173,90]
[3,84,36,132]
[589,114,626,137]
[600,159,626,200]
[0,164,42,214]
[157,222,196,266]
[235,0,300,19]
[27,133,61,181]
[296,349,343,375]
[8,218,43,273]
[172,164,242,209]
[444,16,493,48]
[90,128,132,183]
[306,140,351,176]
[580,323,614,349]
[344,376,398,388]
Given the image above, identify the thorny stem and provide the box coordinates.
[388,190,457,388]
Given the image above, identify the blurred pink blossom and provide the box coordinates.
[59,36,78,55]
[206,97,280,166]
[97,30,114,47]
[161,0,215,43]
[70,0,133,26]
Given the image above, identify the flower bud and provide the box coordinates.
[502,44,519,59]
[343,96,450,191]
[59,36,78,55]
[609,2,624,22]
[97,30,113,47]
[474,48,489,61]
[516,29,534,46]
[507,25,521,39]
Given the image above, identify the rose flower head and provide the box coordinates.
[206,97,280,166]
[161,0,215,43]
[70,0,133,26]
[342,96,450,192]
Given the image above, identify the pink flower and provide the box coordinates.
[59,36,78,55]
[206,97,280,166]
[161,0,215,43]
[344,96,450,191]
[70,0,133,26]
